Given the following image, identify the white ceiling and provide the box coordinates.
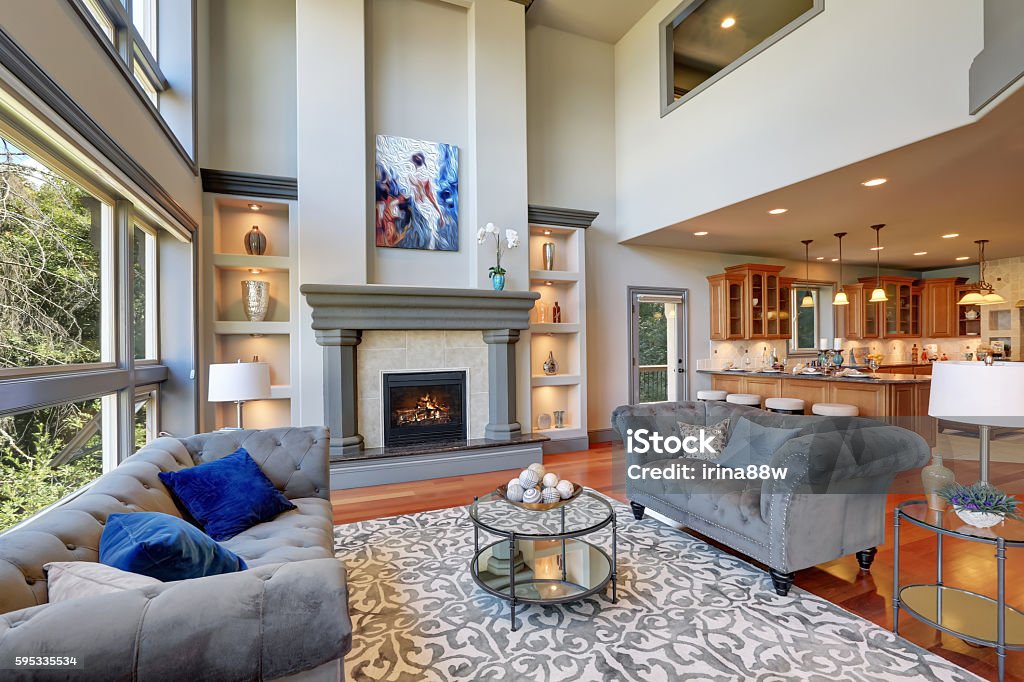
[526,0,661,44]
[625,86,1024,271]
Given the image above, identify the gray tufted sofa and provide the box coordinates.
[612,401,930,596]
[0,427,351,681]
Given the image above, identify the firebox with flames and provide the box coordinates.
[393,393,453,426]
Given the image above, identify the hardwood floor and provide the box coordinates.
[332,445,1024,681]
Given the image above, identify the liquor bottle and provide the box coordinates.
[911,344,919,363]
[552,301,561,324]
[537,302,546,323]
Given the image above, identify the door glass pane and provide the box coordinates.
[0,137,107,369]
[638,302,668,403]
[0,397,108,532]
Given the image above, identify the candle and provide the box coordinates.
[833,338,842,350]
[819,338,828,350]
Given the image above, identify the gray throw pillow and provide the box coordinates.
[44,561,161,603]
[716,417,802,469]
[676,418,730,460]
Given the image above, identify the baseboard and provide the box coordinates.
[541,436,590,454]
[588,428,620,445]
[330,442,541,489]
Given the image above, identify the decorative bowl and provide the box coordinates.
[497,483,582,511]
[955,508,1004,528]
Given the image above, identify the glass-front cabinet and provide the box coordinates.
[847,276,921,339]
[708,264,788,340]
[707,273,746,340]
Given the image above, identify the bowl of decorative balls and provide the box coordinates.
[497,462,582,511]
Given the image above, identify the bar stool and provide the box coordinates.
[696,390,728,402]
[765,397,805,415]
[726,393,762,408]
[811,403,859,417]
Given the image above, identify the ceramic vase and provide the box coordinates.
[245,226,267,255]
[543,351,558,375]
[492,274,505,291]
[920,455,955,511]
[242,280,270,322]
[543,242,555,270]
[955,509,1004,528]
[537,413,552,430]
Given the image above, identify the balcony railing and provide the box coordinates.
[639,364,668,403]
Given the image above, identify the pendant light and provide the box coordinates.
[800,240,815,307]
[832,232,849,305]
[868,224,889,303]
[958,239,1006,305]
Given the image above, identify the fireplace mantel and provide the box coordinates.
[300,284,539,331]
[300,284,540,460]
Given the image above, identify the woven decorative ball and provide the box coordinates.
[508,478,521,490]
[505,482,525,502]
[528,462,546,478]
[518,469,540,488]
[542,472,559,488]
[556,480,574,499]
[541,487,560,503]
[522,487,542,504]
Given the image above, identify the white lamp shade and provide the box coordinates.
[832,291,849,306]
[928,361,1024,427]
[208,362,271,402]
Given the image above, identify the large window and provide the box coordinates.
[661,0,822,115]
[0,128,171,533]
[79,0,167,110]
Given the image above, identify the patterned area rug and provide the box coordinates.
[334,495,979,682]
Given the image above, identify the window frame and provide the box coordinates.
[659,0,825,117]
[787,280,837,357]
[66,0,196,172]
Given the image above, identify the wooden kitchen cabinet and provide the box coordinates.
[955,283,982,338]
[848,276,921,339]
[921,278,966,338]
[708,273,746,340]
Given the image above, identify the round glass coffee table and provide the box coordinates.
[468,489,617,631]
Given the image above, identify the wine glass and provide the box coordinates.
[868,357,880,374]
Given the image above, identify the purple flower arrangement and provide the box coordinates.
[938,482,1020,518]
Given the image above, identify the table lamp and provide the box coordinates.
[928,361,1024,483]
[208,360,271,430]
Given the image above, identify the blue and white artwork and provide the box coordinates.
[375,134,459,251]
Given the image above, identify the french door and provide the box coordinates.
[628,287,688,404]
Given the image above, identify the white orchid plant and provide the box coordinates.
[477,222,519,279]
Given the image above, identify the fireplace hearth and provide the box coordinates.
[383,370,467,447]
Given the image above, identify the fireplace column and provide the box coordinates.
[483,329,522,439]
[317,329,363,456]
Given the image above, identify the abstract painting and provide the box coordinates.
[375,134,459,251]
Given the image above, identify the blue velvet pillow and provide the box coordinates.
[99,512,246,581]
[715,417,802,469]
[158,448,296,541]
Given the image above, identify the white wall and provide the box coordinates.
[202,0,297,176]
[369,0,469,286]
[614,0,984,242]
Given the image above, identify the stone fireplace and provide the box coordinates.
[299,284,548,488]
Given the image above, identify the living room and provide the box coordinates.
[1,0,1023,680]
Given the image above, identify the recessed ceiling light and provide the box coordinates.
[831,258,839,262]
[816,256,825,260]
[248,203,262,211]
[914,251,928,256]
[768,208,788,215]
[869,246,884,251]
[861,178,888,187]
[544,281,553,286]
[543,229,552,236]
[956,256,970,261]
[693,231,709,236]
[942,233,959,239]
[720,17,736,28]
[248,268,262,275]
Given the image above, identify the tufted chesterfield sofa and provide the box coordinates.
[612,401,929,596]
[0,427,351,681]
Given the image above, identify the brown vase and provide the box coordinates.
[921,454,955,511]
[245,226,267,255]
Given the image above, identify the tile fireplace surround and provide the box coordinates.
[300,285,547,488]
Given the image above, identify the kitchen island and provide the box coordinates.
[697,369,931,419]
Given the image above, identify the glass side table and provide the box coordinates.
[468,490,617,631]
[894,500,1024,682]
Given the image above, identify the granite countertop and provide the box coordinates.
[696,369,931,384]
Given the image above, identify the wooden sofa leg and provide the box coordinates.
[769,569,795,596]
[856,547,878,571]
[629,501,645,520]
